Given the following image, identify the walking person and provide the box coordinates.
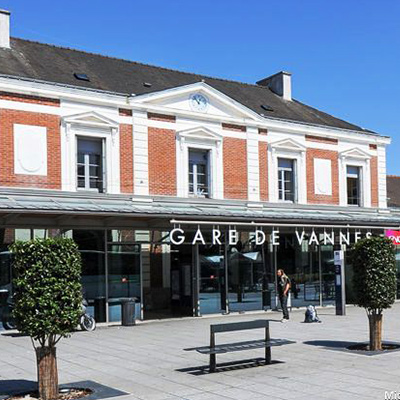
[277,269,291,322]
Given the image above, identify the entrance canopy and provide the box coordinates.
[0,189,398,230]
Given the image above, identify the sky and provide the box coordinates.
[1,0,400,173]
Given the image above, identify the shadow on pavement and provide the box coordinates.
[176,358,284,375]
[0,332,27,338]
[0,380,36,398]
[303,340,356,349]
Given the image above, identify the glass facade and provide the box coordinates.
[0,226,398,326]
[227,234,266,313]
[275,234,335,308]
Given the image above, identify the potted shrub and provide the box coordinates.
[10,238,83,400]
[351,236,396,351]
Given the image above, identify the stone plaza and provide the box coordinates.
[1,304,400,400]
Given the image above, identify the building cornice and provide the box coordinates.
[0,74,391,145]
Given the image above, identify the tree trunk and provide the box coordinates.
[36,346,58,400]
[368,313,383,351]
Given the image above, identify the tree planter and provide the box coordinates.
[36,347,58,400]
[7,387,92,400]
[10,238,83,400]
[352,236,397,352]
[368,313,383,351]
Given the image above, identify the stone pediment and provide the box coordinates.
[132,82,260,120]
[340,147,371,160]
[62,111,119,129]
[177,126,223,143]
[270,138,306,152]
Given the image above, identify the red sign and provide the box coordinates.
[385,230,400,245]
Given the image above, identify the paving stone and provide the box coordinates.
[1,305,400,400]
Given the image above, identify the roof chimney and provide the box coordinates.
[0,9,10,49]
[257,71,292,101]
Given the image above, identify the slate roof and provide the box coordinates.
[387,176,400,208]
[0,38,374,133]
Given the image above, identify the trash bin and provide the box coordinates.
[121,297,137,326]
[94,296,106,323]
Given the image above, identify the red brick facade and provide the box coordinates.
[223,138,248,200]
[0,109,61,189]
[148,127,177,196]
[222,123,246,132]
[370,155,379,207]
[148,113,176,123]
[0,91,60,107]
[119,108,132,117]
[306,149,339,205]
[259,142,268,201]
[119,124,134,194]
[0,92,385,206]
[305,135,338,145]
[258,128,268,135]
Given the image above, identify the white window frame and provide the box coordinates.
[76,136,106,193]
[61,112,120,194]
[277,158,297,202]
[176,126,223,199]
[339,148,371,207]
[269,138,306,204]
[346,165,362,206]
[188,149,210,197]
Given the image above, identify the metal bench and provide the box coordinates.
[184,319,295,372]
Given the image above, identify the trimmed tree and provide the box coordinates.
[351,236,396,351]
[10,238,83,400]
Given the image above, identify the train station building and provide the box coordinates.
[0,10,399,324]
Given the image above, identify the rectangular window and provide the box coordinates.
[189,149,210,197]
[77,137,104,193]
[278,158,296,202]
[347,166,361,206]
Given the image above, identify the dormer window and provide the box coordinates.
[189,149,210,197]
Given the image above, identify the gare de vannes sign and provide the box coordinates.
[169,227,375,246]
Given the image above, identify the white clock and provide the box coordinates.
[190,93,208,112]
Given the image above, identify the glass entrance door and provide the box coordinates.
[198,244,226,315]
[107,243,141,322]
[170,244,193,316]
[321,244,335,305]
[227,234,264,312]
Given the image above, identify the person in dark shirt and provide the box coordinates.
[277,269,290,322]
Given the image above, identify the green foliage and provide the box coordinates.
[10,238,83,344]
[352,236,396,313]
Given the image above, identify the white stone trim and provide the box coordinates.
[133,110,149,195]
[176,126,223,199]
[377,144,387,208]
[339,148,371,207]
[314,158,332,195]
[268,138,307,204]
[61,111,120,194]
[247,126,260,201]
[14,124,47,176]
